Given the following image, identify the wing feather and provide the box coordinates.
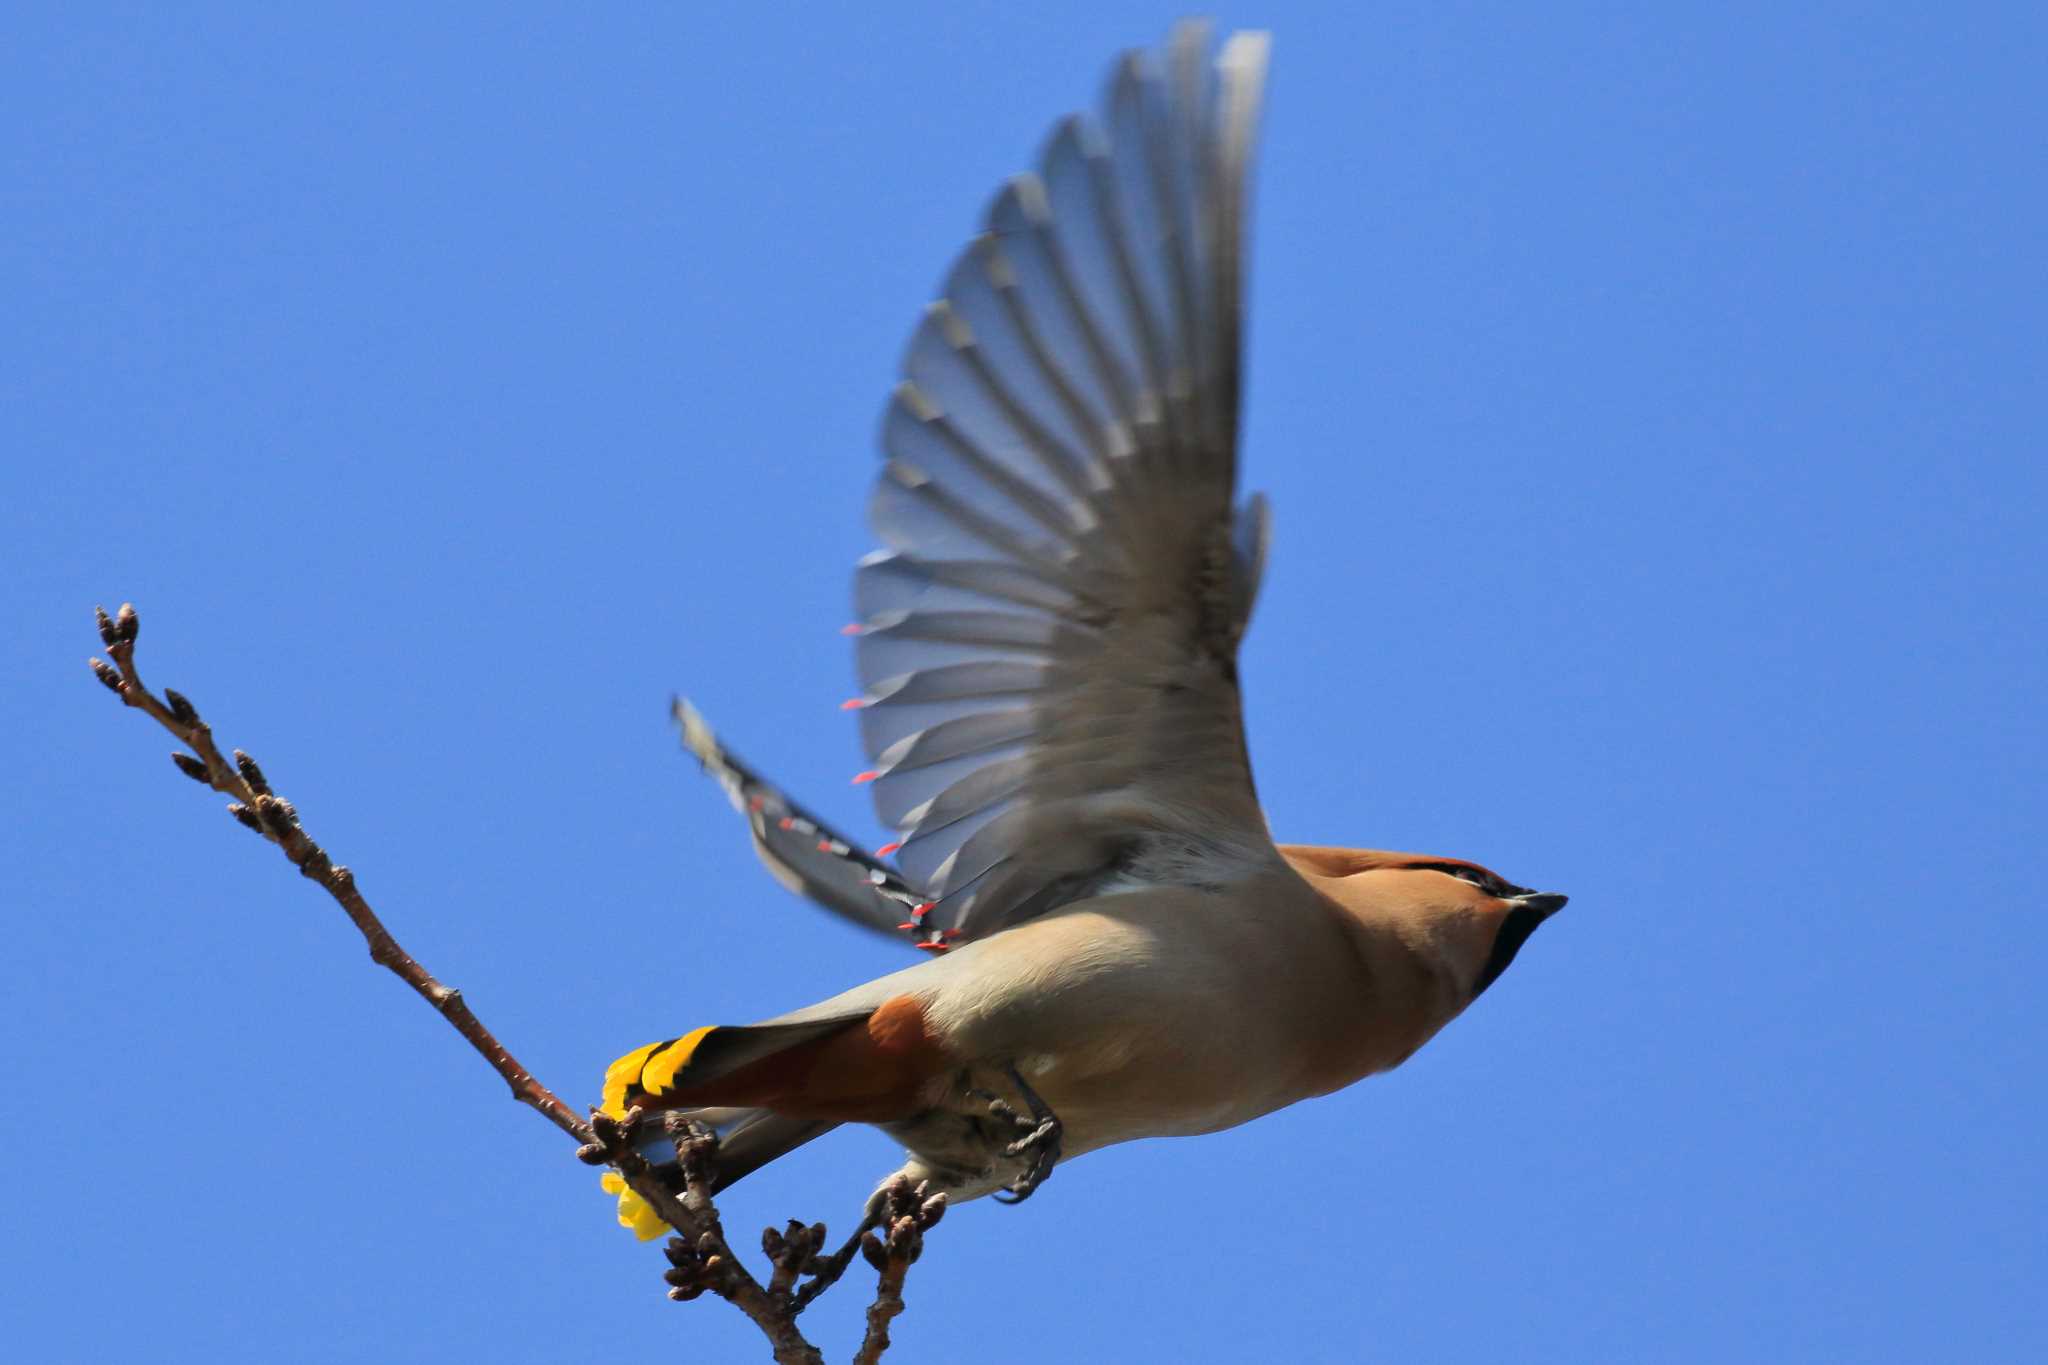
[672,700,921,940]
[851,24,1279,947]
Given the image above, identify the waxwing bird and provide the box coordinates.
[600,22,1566,1233]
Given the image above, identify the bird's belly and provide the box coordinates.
[887,884,1374,1195]
[1025,1043,1290,1144]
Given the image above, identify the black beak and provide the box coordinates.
[1515,892,1569,918]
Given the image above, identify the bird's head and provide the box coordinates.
[1279,845,1568,1000]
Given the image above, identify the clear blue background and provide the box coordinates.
[7,4,2042,1361]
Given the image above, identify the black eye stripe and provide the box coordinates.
[1413,862,1531,899]
[1416,862,1493,889]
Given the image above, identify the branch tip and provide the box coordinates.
[91,658,123,694]
[171,752,211,784]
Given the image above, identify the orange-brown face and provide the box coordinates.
[1279,845,1568,998]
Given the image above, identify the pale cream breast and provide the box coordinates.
[914,869,1422,1150]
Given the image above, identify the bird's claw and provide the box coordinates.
[1002,1116,1060,1162]
[967,1087,1022,1127]
[975,1065,1063,1204]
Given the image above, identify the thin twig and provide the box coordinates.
[855,1260,911,1365]
[91,604,589,1142]
[852,1178,947,1365]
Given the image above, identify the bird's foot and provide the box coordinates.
[970,1064,1063,1204]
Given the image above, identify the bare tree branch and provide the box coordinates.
[90,604,937,1361]
[579,1113,830,1365]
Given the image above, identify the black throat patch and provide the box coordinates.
[1472,905,1547,999]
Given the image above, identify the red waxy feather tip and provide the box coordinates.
[852,770,879,785]
[876,840,902,857]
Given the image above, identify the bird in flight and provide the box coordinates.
[599,21,1566,1232]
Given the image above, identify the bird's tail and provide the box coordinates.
[601,1012,875,1118]
[596,1011,879,1239]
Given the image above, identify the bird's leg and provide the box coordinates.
[970,1063,1062,1205]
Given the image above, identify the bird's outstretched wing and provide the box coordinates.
[674,698,925,943]
[847,22,1277,947]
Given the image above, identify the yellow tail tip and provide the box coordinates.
[600,1026,719,1118]
[600,1041,665,1119]
[640,1026,716,1096]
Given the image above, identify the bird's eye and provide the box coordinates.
[1416,861,1525,896]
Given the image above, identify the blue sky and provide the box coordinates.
[6,4,2043,1361]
